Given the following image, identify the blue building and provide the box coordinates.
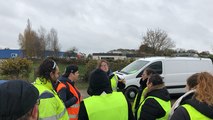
[0,49,24,59]
[0,49,65,59]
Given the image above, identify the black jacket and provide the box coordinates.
[137,84,171,120]
[170,98,213,120]
[78,92,135,120]
[85,69,134,120]
[134,78,148,114]
[56,76,81,108]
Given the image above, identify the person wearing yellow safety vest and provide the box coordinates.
[132,68,155,116]
[80,68,135,120]
[55,65,81,120]
[170,72,213,120]
[33,59,69,120]
[137,74,171,120]
[168,73,199,119]
[97,59,126,92]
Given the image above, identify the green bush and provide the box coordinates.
[48,57,88,65]
[83,60,98,82]
[209,55,213,62]
[0,58,33,81]
[109,59,135,72]
[82,59,135,82]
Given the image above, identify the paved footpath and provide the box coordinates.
[79,89,89,99]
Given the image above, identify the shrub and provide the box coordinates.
[83,60,98,82]
[209,54,213,62]
[0,58,33,81]
[47,57,88,65]
[109,59,135,72]
[82,59,134,82]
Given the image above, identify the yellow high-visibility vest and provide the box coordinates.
[182,104,212,120]
[110,73,118,91]
[132,87,148,116]
[84,92,128,120]
[137,96,171,120]
[34,78,69,120]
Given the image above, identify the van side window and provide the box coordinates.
[148,61,162,74]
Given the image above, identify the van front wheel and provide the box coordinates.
[124,86,138,102]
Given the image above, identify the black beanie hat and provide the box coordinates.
[87,69,112,96]
[63,65,78,77]
[0,80,39,120]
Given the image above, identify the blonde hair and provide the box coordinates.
[97,59,109,68]
[195,72,213,105]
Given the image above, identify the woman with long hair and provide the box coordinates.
[170,72,213,120]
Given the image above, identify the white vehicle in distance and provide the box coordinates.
[116,57,213,101]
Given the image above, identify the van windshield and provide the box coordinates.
[120,60,149,74]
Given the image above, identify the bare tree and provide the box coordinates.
[176,48,187,53]
[18,33,25,50]
[18,19,37,58]
[37,26,47,58]
[140,28,175,55]
[19,20,61,58]
[138,43,153,54]
[47,28,60,57]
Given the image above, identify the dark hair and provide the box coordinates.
[87,69,112,96]
[187,73,199,90]
[148,74,164,86]
[17,108,33,120]
[37,59,57,80]
[62,65,78,78]
[144,68,156,75]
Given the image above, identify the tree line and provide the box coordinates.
[18,19,60,58]
[18,19,212,59]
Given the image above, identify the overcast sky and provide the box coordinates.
[1,0,213,54]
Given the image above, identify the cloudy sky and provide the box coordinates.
[1,0,213,54]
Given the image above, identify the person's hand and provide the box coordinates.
[118,79,126,84]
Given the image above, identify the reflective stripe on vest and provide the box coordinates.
[132,87,148,116]
[34,78,69,120]
[110,73,118,91]
[182,104,211,120]
[57,82,81,120]
[69,104,80,108]
[137,96,171,120]
[69,114,78,119]
[39,107,67,120]
[84,92,128,120]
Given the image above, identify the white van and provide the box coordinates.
[116,57,213,101]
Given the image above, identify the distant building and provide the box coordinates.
[44,50,65,58]
[108,49,137,54]
[172,53,199,57]
[0,49,24,59]
[0,49,65,59]
[92,53,126,60]
[92,49,146,60]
